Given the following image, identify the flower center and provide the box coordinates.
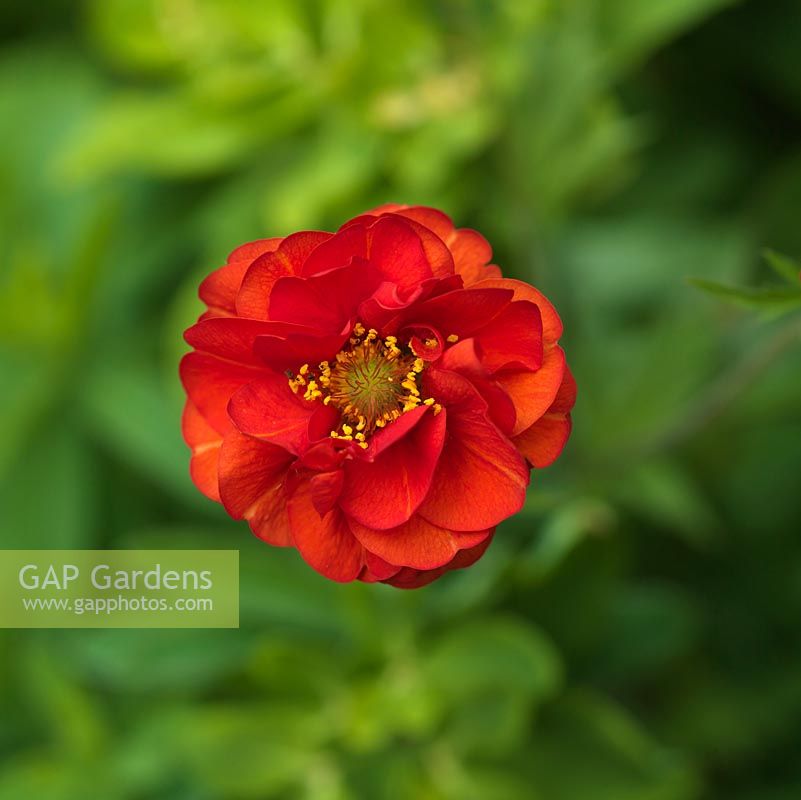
[288,323,442,448]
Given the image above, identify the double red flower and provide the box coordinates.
[180,205,575,587]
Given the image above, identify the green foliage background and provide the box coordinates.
[2,1,801,797]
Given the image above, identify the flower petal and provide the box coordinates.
[179,352,264,434]
[218,429,294,546]
[182,400,222,502]
[416,370,529,531]
[301,224,368,276]
[184,317,295,366]
[269,258,380,332]
[200,238,283,316]
[310,469,345,516]
[472,277,563,343]
[226,237,284,264]
[514,414,573,468]
[366,215,434,291]
[253,329,349,372]
[512,364,576,467]
[227,373,337,455]
[341,407,446,529]
[475,300,543,374]
[236,231,332,319]
[495,345,566,435]
[381,531,495,589]
[399,287,513,339]
[288,478,365,582]
[350,514,489,570]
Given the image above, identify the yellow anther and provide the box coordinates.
[358,441,369,449]
[342,424,353,435]
[323,395,332,405]
[446,334,459,343]
[384,335,397,345]
[423,397,435,406]
[413,358,424,372]
[299,364,309,375]
[366,328,378,341]
[433,404,442,415]
[353,322,366,336]
[355,417,366,431]
[375,418,387,428]
[425,338,438,348]
[355,432,366,442]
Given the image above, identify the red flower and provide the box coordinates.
[181,205,575,588]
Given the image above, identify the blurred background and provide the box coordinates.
[2,1,801,798]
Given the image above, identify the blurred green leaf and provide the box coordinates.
[688,277,801,314]
[528,691,700,800]
[763,248,801,285]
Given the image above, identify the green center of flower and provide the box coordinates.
[287,323,441,446]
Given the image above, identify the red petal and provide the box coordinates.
[253,330,349,372]
[227,373,336,455]
[447,228,494,286]
[361,405,428,457]
[226,237,283,264]
[182,400,222,502]
[198,262,249,316]
[512,364,576,467]
[495,345,566,435]
[381,531,495,589]
[514,414,572,468]
[438,340,517,435]
[217,429,294,546]
[301,224,368,276]
[385,207,492,284]
[399,287,512,339]
[310,469,345,516]
[366,216,434,291]
[179,352,264,434]
[360,552,402,582]
[390,206,454,240]
[550,364,577,414]
[386,213,454,278]
[475,300,543,374]
[416,370,529,531]
[471,277,563,343]
[184,317,293,366]
[350,514,489,570]
[341,408,446,529]
[236,231,332,319]
[269,258,379,332]
[288,479,365,582]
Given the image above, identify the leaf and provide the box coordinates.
[528,691,700,800]
[615,460,722,548]
[59,629,257,694]
[425,618,562,703]
[763,248,801,285]
[516,499,617,582]
[688,277,801,314]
